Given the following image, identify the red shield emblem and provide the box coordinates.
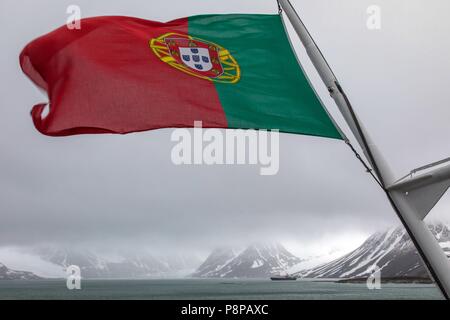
[151,33,240,83]
[164,37,224,78]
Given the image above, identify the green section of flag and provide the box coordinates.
[188,14,342,139]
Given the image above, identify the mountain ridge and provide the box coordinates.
[1,222,448,280]
[192,243,302,278]
[295,222,450,279]
[0,262,42,280]
[33,247,202,279]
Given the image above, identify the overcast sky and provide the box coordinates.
[0,0,449,259]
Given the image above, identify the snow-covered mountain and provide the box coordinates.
[0,262,41,280]
[29,247,202,279]
[192,243,302,278]
[296,222,450,279]
[191,247,241,278]
[2,222,448,280]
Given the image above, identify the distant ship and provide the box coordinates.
[270,274,297,281]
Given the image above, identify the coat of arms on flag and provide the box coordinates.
[150,33,241,83]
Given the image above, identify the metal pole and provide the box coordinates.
[279,0,450,299]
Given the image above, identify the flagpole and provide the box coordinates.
[278,0,450,299]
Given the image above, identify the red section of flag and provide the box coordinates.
[20,16,227,136]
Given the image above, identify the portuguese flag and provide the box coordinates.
[20,14,342,139]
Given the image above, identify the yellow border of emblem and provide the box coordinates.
[150,33,241,84]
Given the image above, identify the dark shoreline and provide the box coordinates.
[335,277,433,284]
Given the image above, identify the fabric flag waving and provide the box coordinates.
[20,14,342,139]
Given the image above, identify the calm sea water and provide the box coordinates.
[0,279,443,300]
